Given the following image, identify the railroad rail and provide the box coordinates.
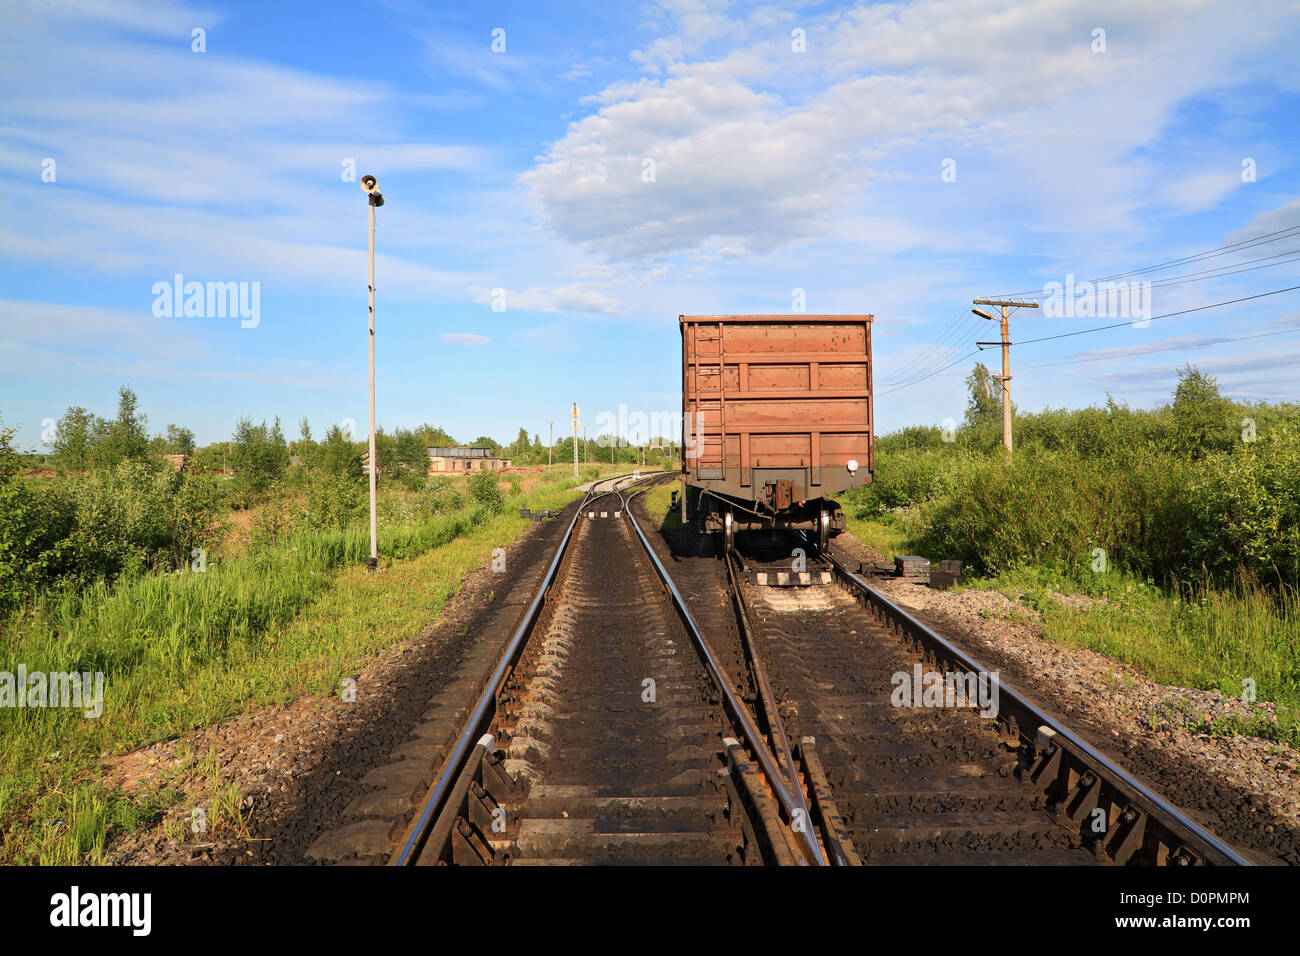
[701,516,1252,866]
[817,549,1253,866]
[388,473,1252,866]
[391,472,822,865]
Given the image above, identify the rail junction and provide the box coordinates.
[378,473,1252,867]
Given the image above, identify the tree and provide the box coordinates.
[416,424,457,449]
[52,405,95,470]
[164,424,196,456]
[0,419,71,612]
[93,386,149,467]
[229,416,289,496]
[318,423,363,479]
[295,416,316,468]
[1172,365,1231,456]
[393,428,429,470]
[963,363,1001,431]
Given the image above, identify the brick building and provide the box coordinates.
[427,446,512,473]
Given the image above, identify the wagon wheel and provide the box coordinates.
[817,508,830,553]
[723,510,735,555]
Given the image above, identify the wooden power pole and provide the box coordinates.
[972,298,1039,459]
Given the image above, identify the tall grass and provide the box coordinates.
[15,507,488,683]
[0,466,599,862]
[845,425,1300,588]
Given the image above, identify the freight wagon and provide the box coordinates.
[680,314,874,552]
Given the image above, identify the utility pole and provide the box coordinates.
[571,403,580,479]
[361,174,385,570]
[547,420,553,471]
[972,298,1039,460]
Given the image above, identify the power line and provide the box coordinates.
[1015,284,1300,347]
[877,347,982,396]
[989,222,1300,300]
[1017,325,1300,372]
[879,284,1300,396]
[1020,246,1300,302]
[877,308,978,384]
[880,239,1300,390]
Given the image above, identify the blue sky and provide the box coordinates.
[2,0,1299,451]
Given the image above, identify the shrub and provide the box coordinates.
[304,472,365,531]
[1182,427,1300,586]
[467,471,504,514]
[0,426,224,613]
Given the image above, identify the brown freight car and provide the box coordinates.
[680,314,874,552]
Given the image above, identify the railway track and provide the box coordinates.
[390,473,818,865]
[637,489,1254,867]
[726,544,1092,864]
[384,475,1253,866]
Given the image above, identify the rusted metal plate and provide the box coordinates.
[681,315,873,508]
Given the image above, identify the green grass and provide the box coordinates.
[843,511,911,559]
[639,482,684,532]
[956,567,1300,746]
[0,468,599,863]
[842,460,1300,747]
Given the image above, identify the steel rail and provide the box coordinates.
[390,470,646,865]
[624,483,829,866]
[823,549,1253,867]
[724,551,797,784]
[724,550,853,866]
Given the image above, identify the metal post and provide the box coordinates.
[360,174,384,569]
[367,201,378,568]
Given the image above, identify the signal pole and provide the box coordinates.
[972,298,1039,460]
[360,174,385,570]
[571,403,580,479]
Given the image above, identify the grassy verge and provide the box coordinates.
[0,469,600,863]
[965,567,1299,743]
[845,506,1299,746]
[843,510,911,559]
[638,482,683,532]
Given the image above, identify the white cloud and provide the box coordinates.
[521,0,1300,261]
[439,333,491,345]
[1160,170,1242,214]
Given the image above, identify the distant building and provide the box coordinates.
[163,454,187,473]
[427,446,512,473]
